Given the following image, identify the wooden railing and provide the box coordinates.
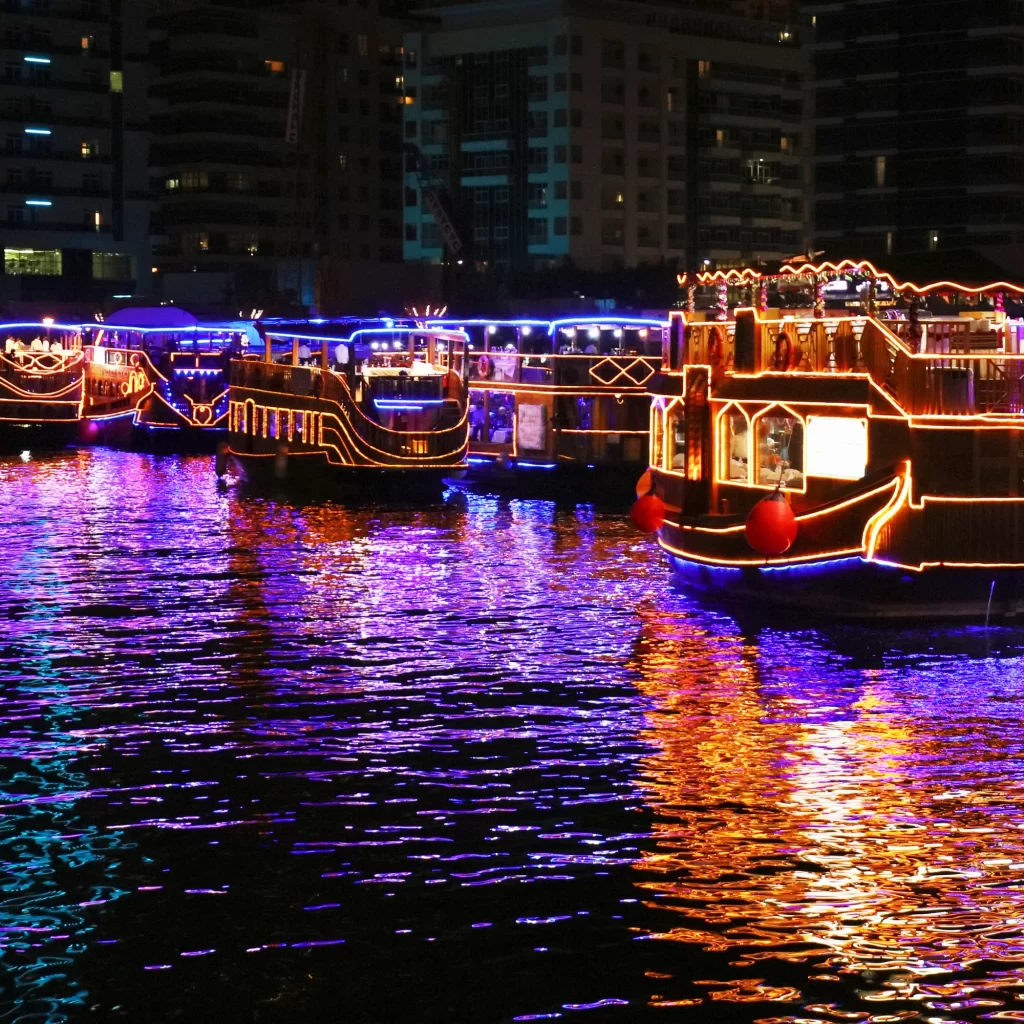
[681,314,1024,416]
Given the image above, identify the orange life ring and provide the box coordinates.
[129,353,140,367]
[112,350,123,365]
[477,354,492,379]
[773,331,794,371]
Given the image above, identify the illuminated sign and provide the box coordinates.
[806,416,867,480]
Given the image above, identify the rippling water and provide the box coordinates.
[3,450,1024,1022]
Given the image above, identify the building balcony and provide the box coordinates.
[3,220,112,234]
[0,184,111,198]
[2,2,110,24]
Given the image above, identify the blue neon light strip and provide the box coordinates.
[547,316,668,336]
[23,56,51,64]
[25,199,52,207]
[24,127,51,136]
[373,399,444,411]
[669,554,871,576]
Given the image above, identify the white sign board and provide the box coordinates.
[806,416,867,480]
[517,404,546,451]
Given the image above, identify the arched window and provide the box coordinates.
[650,402,664,469]
[665,400,686,471]
[753,406,805,490]
[718,404,750,483]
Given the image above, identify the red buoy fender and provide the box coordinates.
[744,489,798,556]
[477,354,492,379]
[631,493,665,533]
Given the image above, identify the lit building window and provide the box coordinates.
[886,231,894,254]
[4,248,62,276]
[180,170,209,191]
[109,70,122,92]
[875,155,886,188]
[166,176,179,191]
[81,140,96,158]
[91,252,134,280]
[929,230,939,251]
[265,60,285,75]
[81,35,93,54]
[93,210,102,230]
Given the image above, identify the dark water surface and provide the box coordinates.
[4,450,1024,1023]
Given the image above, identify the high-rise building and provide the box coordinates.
[401,0,806,277]
[0,0,152,312]
[808,0,1024,260]
[149,0,408,312]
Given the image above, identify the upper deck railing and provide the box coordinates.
[676,311,1024,417]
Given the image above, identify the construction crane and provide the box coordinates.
[403,143,464,259]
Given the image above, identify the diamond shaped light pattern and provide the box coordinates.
[589,356,659,387]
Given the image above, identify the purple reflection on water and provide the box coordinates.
[3,451,1024,1022]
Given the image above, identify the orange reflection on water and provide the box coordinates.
[629,608,1024,1018]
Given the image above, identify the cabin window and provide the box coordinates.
[720,409,750,483]
[650,404,664,468]
[487,392,515,443]
[294,411,305,441]
[267,409,278,439]
[665,403,686,471]
[806,417,867,480]
[754,412,804,489]
[469,393,486,442]
[281,410,291,441]
[576,397,592,431]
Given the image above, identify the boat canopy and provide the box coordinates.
[105,307,200,328]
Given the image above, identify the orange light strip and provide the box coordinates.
[776,259,1024,297]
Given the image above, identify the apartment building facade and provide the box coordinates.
[808,0,1024,260]
[149,0,407,310]
[0,0,151,311]
[402,0,807,275]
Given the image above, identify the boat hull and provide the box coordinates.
[464,456,644,503]
[0,421,78,453]
[228,449,457,497]
[668,553,1024,621]
[132,424,226,454]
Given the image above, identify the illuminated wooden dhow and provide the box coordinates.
[226,323,469,488]
[0,321,155,450]
[428,316,667,492]
[646,257,1024,619]
[0,322,85,449]
[99,309,253,450]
